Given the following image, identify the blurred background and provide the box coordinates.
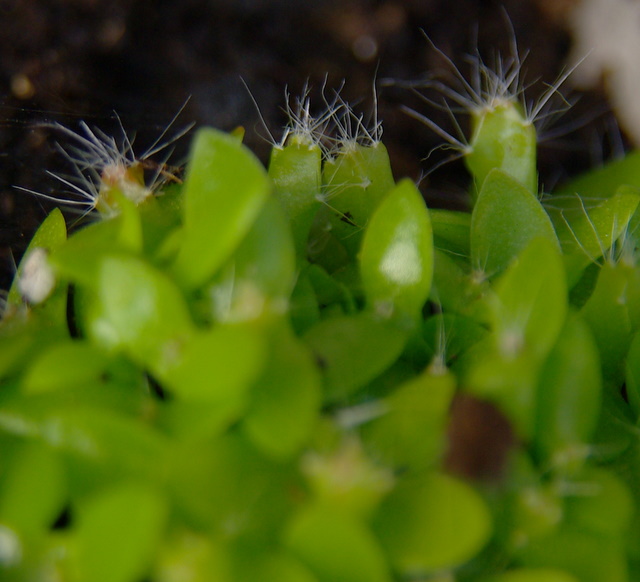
[0,0,623,288]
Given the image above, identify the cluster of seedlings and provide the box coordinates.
[1,31,640,582]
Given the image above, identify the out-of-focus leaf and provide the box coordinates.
[430,208,471,257]
[361,370,455,472]
[302,313,408,402]
[207,197,296,322]
[284,503,392,582]
[172,128,270,289]
[581,260,640,385]
[22,340,111,394]
[159,323,265,407]
[373,471,492,574]
[243,326,320,459]
[74,482,167,582]
[535,315,601,469]
[0,443,66,536]
[545,186,640,285]
[87,254,194,366]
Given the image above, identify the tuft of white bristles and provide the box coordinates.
[280,83,340,154]
[396,29,584,154]
[323,83,383,155]
[16,101,193,219]
[246,78,384,159]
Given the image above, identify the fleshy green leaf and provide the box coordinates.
[545,185,640,285]
[625,329,640,420]
[50,207,141,288]
[207,197,296,322]
[172,127,270,289]
[22,340,111,394]
[581,260,640,384]
[535,315,601,468]
[429,249,490,321]
[555,149,640,199]
[159,323,265,406]
[231,546,319,582]
[88,254,194,366]
[422,312,488,367]
[360,178,433,321]
[430,208,471,257]
[74,482,167,582]
[516,527,628,582]
[269,140,323,258]
[373,471,492,574]
[306,263,356,316]
[481,569,579,582]
[302,313,408,402]
[0,443,66,536]
[153,530,232,582]
[0,404,169,483]
[564,466,634,537]
[466,102,538,195]
[471,169,558,276]
[289,271,321,334]
[322,142,395,257]
[284,504,392,582]
[7,207,66,307]
[242,326,321,459]
[489,237,567,360]
[465,348,539,439]
[168,433,288,536]
[361,370,455,472]
[301,438,394,519]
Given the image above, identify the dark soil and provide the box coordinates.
[0,0,617,289]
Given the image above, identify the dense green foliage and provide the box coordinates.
[2,70,640,582]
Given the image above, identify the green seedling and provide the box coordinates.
[403,31,579,197]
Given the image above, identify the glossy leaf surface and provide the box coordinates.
[89,254,194,365]
[360,178,433,320]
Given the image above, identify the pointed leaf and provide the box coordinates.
[360,178,433,320]
[490,237,567,360]
[172,128,270,289]
[471,169,558,276]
